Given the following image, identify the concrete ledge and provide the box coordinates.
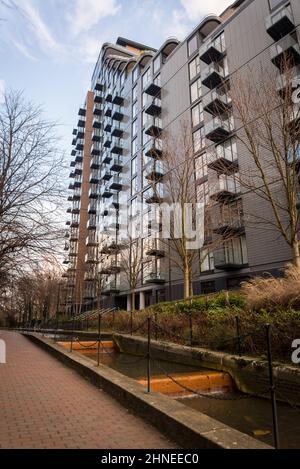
[23,332,271,450]
[114,334,300,405]
[17,328,112,340]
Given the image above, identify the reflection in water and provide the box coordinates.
[180,394,300,449]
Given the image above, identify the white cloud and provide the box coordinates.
[11,39,38,61]
[69,0,121,36]
[0,80,5,104]
[180,0,233,21]
[17,0,61,55]
[78,36,103,64]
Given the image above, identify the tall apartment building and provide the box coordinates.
[64,0,300,312]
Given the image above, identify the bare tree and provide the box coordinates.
[228,59,300,266]
[120,236,144,313]
[0,90,64,292]
[149,120,237,299]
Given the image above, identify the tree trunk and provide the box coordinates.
[292,237,300,268]
[131,290,136,314]
[183,266,190,299]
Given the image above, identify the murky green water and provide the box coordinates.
[180,394,300,449]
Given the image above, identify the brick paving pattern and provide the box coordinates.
[0,331,177,449]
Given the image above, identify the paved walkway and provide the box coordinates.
[0,331,177,449]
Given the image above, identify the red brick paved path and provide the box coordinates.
[0,331,177,449]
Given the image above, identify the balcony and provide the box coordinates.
[201,63,227,90]
[67,195,73,202]
[144,80,161,98]
[101,185,113,198]
[276,65,300,95]
[92,129,102,142]
[91,156,101,170]
[105,89,113,102]
[71,149,76,157]
[101,168,112,181]
[103,136,112,148]
[78,107,86,117]
[271,35,300,69]
[111,124,123,138]
[70,230,79,242]
[74,166,82,176]
[70,220,79,228]
[205,117,232,143]
[145,189,164,204]
[145,118,162,137]
[109,194,120,209]
[85,253,98,264]
[266,6,295,41]
[69,171,75,179]
[75,152,83,163]
[107,239,123,252]
[110,156,123,172]
[104,122,112,133]
[104,105,112,117]
[111,138,123,155]
[71,207,80,215]
[213,217,245,236]
[69,251,78,258]
[68,183,74,190]
[145,239,165,258]
[200,40,226,65]
[94,93,103,105]
[144,139,163,158]
[90,172,100,184]
[109,175,122,191]
[213,246,245,271]
[77,117,86,128]
[203,89,232,116]
[86,236,97,247]
[102,152,112,164]
[207,149,238,173]
[76,140,84,151]
[93,117,101,129]
[112,109,124,122]
[91,144,101,156]
[93,104,102,116]
[210,175,240,202]
[87,218,97,231]
[74,180,82,188]
[73,188,81,200]
[108,260,122,273]
[112,93,124,106]
[145,272,166,284]
[77,128,85,139]
[89,186,99,199]
[95,80,104,92]
[88,201,97,214]
[102,281,120,296]
[145,161,164,181]
[145,98,161,117]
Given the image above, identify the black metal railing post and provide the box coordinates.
[97,313,101,367]
[147,316,151,393]
[130,311,133,336]
[189,312,193,346]
[235,315,242,357]
[266,324,280,449]
[70,314,75,353]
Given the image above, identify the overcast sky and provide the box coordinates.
[0,0,232,157]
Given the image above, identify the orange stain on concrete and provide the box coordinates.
[58,340,116,351]
[138,371,234,396]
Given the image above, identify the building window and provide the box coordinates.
[142,129,150,146]
[131,156,137,175]
[195,153,207,180]
[189,56,201,81]
[190,78,202,103]
[132,85,138,102]
[132,101,137,119]
[132,138,137,156]
[188,34,198,56]
[201,251,215,273]
[131,176,138,196]
[191,102,203,127]
[142,68,151,89]
[142,92,148,108]
[216,137,237,162]
[200,279,216,293]
[133,66,139,83]
[193,127,205,153]
[132,119,137,136]
[142,169,149,188]
[153,55,161,74]
[269,0,286,10]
